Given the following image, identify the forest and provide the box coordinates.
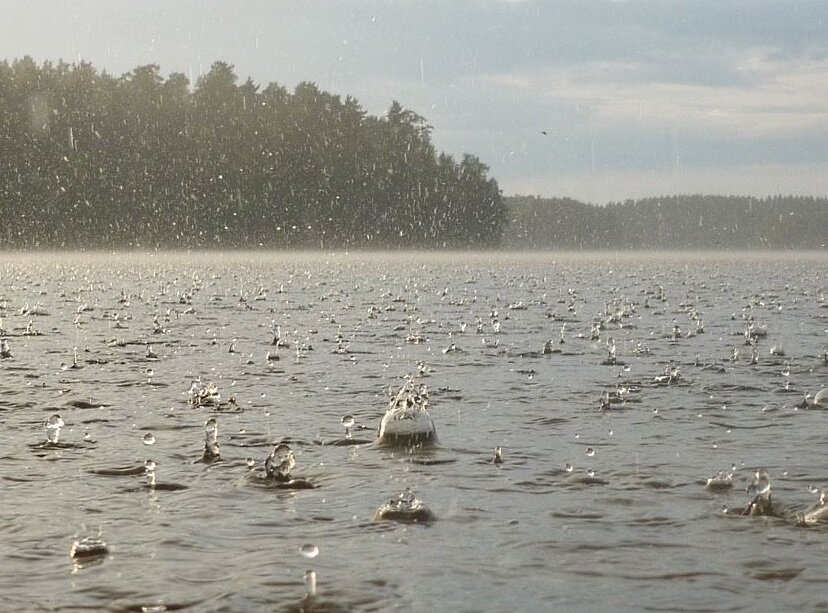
[1,58,825,251]
[503,195,828,250]
[0,58,505,249]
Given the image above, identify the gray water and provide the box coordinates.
[1,251,827,612]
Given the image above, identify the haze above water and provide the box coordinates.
[1,250,827,612]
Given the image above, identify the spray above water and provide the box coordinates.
[203,417,220,461]
[265,443,295,481]
[373,487,434,523]
[341,415,355,440]
[145,460,157,488]
[45,414,65,445]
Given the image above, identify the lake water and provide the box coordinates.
[1,250,827,612]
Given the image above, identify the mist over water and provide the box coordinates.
[1,250,826,611]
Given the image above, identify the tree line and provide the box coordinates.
[0,57,505,249]
[504,195,828,250]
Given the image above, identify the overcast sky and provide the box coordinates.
[2,0,827,203]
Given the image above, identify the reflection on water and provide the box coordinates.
[0,250,827,611]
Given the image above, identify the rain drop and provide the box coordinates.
[142,432,156,446]
[299,543,320,559]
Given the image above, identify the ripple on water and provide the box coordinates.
[1,252,828,610]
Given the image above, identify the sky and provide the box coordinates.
[1,0,827,203]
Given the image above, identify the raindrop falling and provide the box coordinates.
[299,543,320,559]
[586,447,595,457]
[142,432,156,446]
[565,463,574,473]
[246,457,256,468]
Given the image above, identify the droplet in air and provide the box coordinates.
[299,543,320,559]
[586,447,595,457]
[142,432,156,446]
[565,463,574,473]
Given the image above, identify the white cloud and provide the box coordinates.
[486,52,828,139]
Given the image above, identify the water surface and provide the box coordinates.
[1,250,827,612]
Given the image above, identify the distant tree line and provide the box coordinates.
[0,57,505,249]
[504,195,828,250]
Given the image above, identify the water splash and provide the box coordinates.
[203,417,220,460]
[145,460,157,488]
[0,338,11,359]
[188,378,221,408]
[304,569,318,598]
[70,533,109,560]
[45,414,64,444]
[341,415,355,439]
[747,468,770,498]
[265,443,295,481]
[704,470,733,491]
[491,446,503,464]
[373,487,435,522]
[142,432,156,446]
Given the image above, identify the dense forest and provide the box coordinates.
[0,57,505,249]
[1,58,825,251]
[504,195,828,250]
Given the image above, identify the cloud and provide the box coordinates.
[1,0,826,200]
